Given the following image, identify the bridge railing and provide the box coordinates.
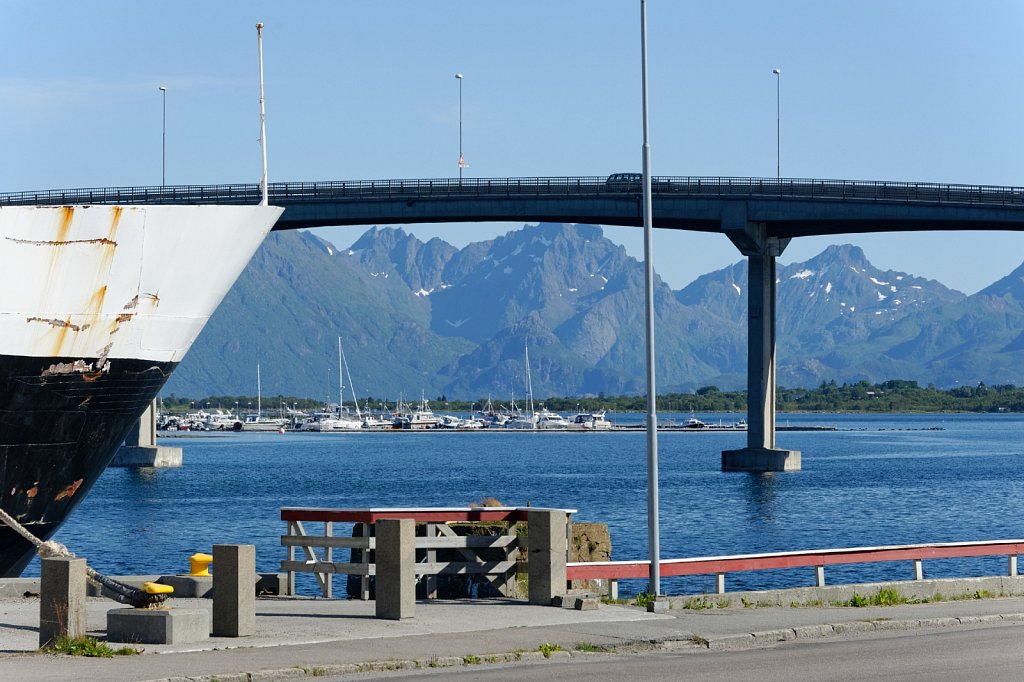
[566,539,1024,599]
[3,177,1024,208]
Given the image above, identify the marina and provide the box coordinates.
[23,412,1023,599]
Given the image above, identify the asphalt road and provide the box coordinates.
[346,622,1024,682]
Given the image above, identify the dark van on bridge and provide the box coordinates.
[606,172,643,186]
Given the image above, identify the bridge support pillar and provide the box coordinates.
[722,216,800,472]
[112,400,182,467]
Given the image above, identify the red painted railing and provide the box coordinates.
[567,540,1024,583]
[280,506,574,524]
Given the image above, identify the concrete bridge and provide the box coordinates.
[7,176,1024,470]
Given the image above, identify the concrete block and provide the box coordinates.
[575,597,599,611]
[375,519,415,620]
[527,510,568,606]
[722,447,801,472]
[647,599,670,613]
[158,575,213,598]
[213,544,256,637]
[257,572,288,596]
[0,577,39,598]
[39,557,86,648]
[107,608,209,645]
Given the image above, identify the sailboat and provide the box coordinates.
[303,338,363,431]
[242,363,289,431]
[504,341,539,430]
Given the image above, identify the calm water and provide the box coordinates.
[29,412,1024,596]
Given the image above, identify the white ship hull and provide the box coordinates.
[0,203,283,576]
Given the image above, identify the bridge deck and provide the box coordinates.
[4,176,1024,237]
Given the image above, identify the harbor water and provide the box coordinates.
[31,412,1024,597]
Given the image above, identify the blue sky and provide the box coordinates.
[3,1,1023,293]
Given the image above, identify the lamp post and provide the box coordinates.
[640,0,661,599]
[772,68,780,179]
[455,73,464,180]
[158,86,167,187]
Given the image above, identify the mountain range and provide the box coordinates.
[161,223,1024,401]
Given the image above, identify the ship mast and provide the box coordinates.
[524,340,534,415]
[256,22,269,207]
[338,336,344,416]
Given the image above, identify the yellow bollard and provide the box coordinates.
[189,552,213,576]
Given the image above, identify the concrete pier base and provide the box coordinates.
[722,447,801,472]
[113,400,182,467]
[39,557,86,648]
[110,445,183,467]
[107,608,209,645]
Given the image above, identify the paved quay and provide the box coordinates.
[2,588,1024,681]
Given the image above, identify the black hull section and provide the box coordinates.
[0,355,177,577]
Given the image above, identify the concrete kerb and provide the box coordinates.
[660,574,1024,610]
[185,610,1024,678]
[131,649,579,682]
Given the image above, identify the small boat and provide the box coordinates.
[503,409,538,430]
[438,414,464,429]
[572,411,613,430]
[535,407,570,430]
[241,414,289,431]
[394,395,441,429]
[361,412,394,430]
[474,397,509,428]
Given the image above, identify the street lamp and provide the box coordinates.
[639,0,661,599]
[772,69,780,179]
[158,86,167,187]
[455,73,465,180]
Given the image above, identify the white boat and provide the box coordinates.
[474,397,509,428]
[503,412,538,430]
[438,414,464,429]
[503,340,539,429]
[535,407,570,430]
[242,364,288,431]
[240,414,287,431]
[361,413,394,430]
[572,411,613,430]
[395,395,441,429]
[298,411,361,431]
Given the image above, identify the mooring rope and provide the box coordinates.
[0,506,167,608]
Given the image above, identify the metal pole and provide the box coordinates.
[159,86,166,187]
[455,73,464,180]
[640,0,660,597]
[773,68,780,179]
[257,23,269,206]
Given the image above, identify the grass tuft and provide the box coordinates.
[632,591,656,608]
[574,641,610,652]
[538,642,562,658]
[46,635,141,658]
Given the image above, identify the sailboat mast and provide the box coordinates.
[524,340,534,415]
[340,337,362,418]
[338,336,344,416]
[257,363,262,418]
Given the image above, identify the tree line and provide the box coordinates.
[159,379,1024,414]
